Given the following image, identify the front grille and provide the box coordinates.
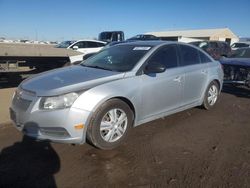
[12,95,32,111]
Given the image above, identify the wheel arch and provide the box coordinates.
[213,79,221,91]
[108,96,136,124]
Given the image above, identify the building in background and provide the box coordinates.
[147,28,239,44]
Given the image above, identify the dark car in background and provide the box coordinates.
[220,47,250,87]
[190,41,232,60]
[127,34,160,41]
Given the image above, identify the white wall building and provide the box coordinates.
[147,28,239,44]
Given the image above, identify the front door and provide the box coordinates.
[138,45,184,121]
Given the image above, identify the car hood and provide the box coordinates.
[220,57,250,67]
[21,65,125,96]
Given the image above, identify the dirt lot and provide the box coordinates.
[0,83,250,187]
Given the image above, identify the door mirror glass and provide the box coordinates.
[145,62,166,74]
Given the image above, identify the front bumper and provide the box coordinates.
[10,90,92,144]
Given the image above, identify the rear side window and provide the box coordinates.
[199,51,212,63]
[179,45,200,66]
[86,41,100,48]
[149,45,178,69]
[97,42,105,47]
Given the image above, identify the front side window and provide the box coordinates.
[179,45,200,66]
[148,45,178,69]
[72,42,86,48]
[199,51,212,63]
[81,45,151,72]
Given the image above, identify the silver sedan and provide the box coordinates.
[10,41,224,149]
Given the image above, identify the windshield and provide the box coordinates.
[230,48,250,58]
[56,41,76,48]
[81,45,152,72]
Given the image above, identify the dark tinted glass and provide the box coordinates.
[86,41,99,48]
[73,42,86,48]
[179,45,200,66]
[210,42,218,48]
[232,43,249,48]
[97,42,105,47]
[199,51,211,63]
[149,45,178,69]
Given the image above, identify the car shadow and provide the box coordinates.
[222,84,250,99]
[0,136,60,188]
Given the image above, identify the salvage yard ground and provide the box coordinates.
[0,81,250,187]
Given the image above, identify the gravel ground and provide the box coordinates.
[0,85,250,187]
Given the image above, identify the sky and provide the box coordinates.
[0,0,249,41]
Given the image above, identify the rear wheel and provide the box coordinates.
[87,99,134,150]
[203,81,219,110]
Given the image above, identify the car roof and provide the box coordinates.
[74,39,106,43]
[114,40,177,47]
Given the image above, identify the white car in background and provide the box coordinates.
[57,39,106,64]
[57,39,106,54]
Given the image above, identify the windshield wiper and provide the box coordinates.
[80,64,114,71]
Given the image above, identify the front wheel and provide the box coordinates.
[87,99,134,150]
[203,81,219,110]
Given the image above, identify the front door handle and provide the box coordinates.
[173,76,182,82]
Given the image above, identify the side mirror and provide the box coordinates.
[144,62,166,74]
[72,46,79,50]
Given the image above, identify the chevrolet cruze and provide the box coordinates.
[10,41,223,149]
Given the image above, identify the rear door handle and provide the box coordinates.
[173,76,182,82]
[201,70,208,74]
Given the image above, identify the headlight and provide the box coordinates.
[40,92,79,110]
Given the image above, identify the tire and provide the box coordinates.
[87,99,134,150]
[203,81,219,110]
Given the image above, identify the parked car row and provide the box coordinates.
[58,34,161,63]
[57,36,250,89]
[189,40,232,60]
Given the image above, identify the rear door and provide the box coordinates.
[178,44,209,105]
